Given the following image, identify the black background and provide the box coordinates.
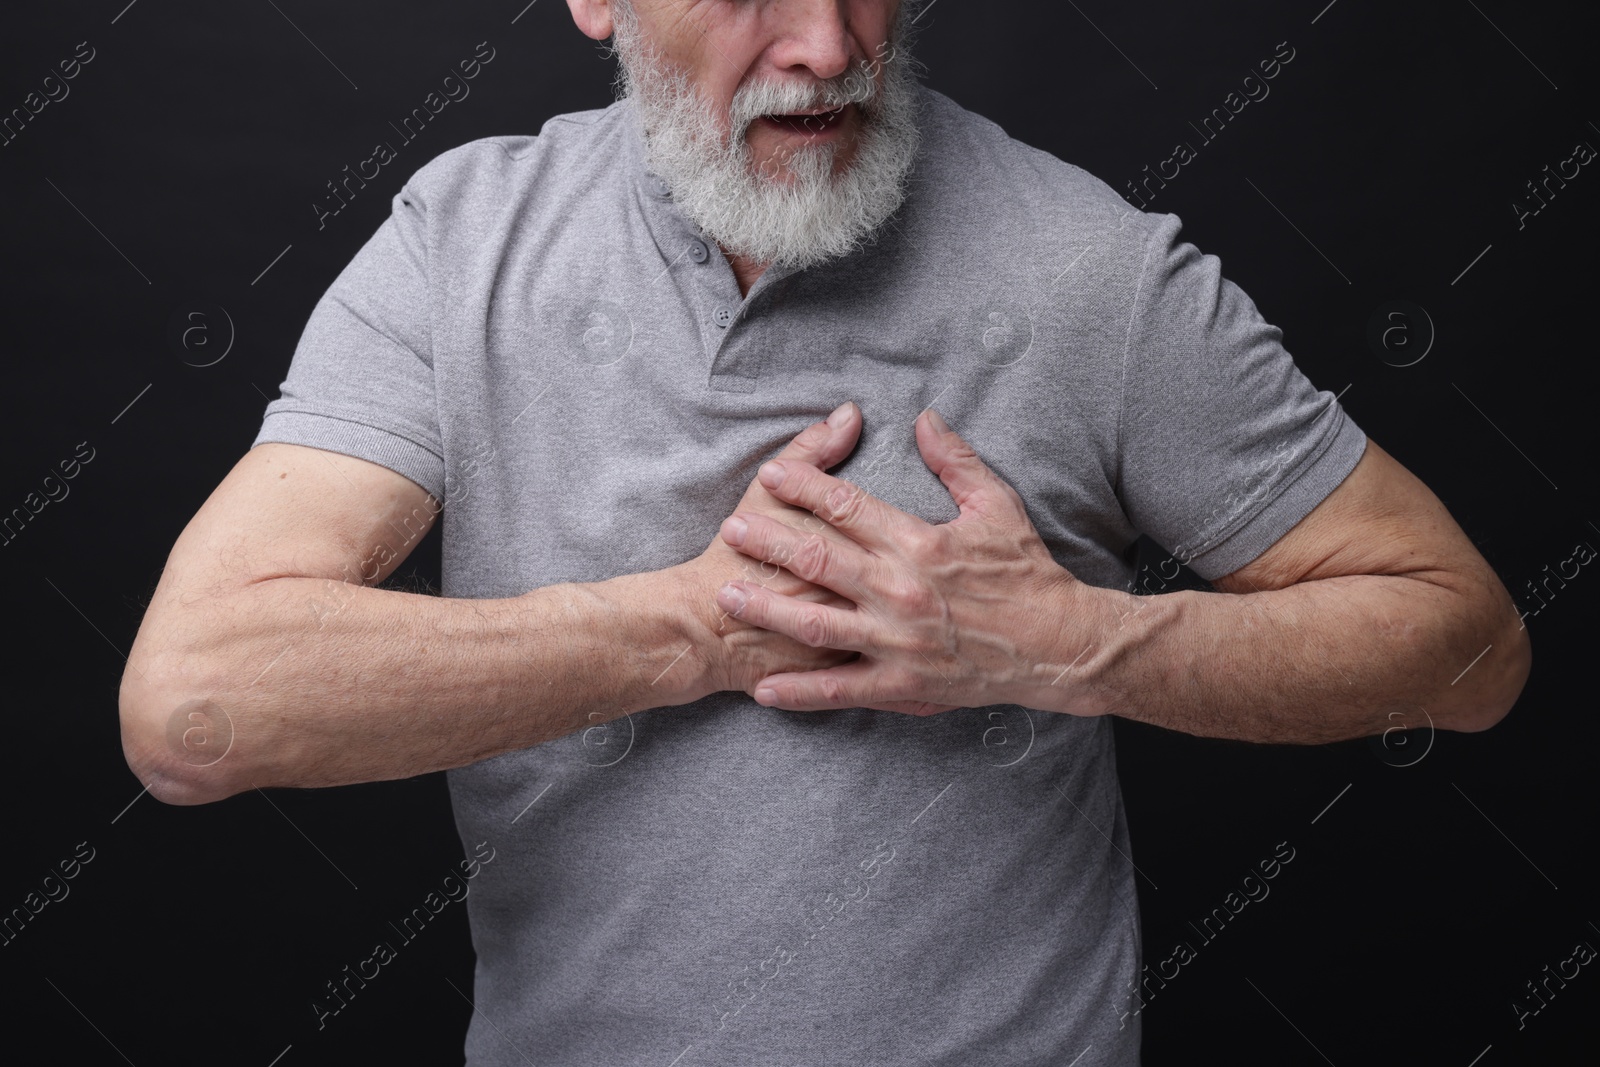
[2,1,1595,1064]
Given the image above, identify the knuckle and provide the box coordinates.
[822,483,861,523]
[796,606,834,648]
[899,527,938,561]
[819,674,850,705]
[947,441,980,464]
[791,535,831,583]
[894,581,939,617]
[781,424,825,461]
[904,623,949,663]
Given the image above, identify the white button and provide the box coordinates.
[713,307,735,328]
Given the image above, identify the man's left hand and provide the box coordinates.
[714,408,1107,715]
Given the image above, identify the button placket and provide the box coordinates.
[634,162,756,386]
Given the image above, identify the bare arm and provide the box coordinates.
[120,407,862,804]
[1062,438,1531,740]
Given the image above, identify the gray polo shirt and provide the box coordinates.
[254,84,1366,1066]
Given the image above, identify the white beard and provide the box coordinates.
[610,6,923,272]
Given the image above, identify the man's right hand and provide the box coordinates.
[666,401,864,699]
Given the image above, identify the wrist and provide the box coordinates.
[563,569,718,713]
[632,564,725,706]
[1016,575,1127,718]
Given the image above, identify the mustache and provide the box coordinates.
[729,62,882,131]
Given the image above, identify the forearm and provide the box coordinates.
[1042,572,1530,743]
[121,570,706,803]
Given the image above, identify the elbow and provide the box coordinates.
[1449,603,1533,734]
[119,652,246,806]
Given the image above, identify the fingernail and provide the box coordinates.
[758,461,786,489]
[753,687,777,705]
[718,582,749,615]
[827,401,852,428]
[722,516,748,546]
[925,407,949,433]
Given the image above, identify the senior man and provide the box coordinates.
[121,0,1529,1064]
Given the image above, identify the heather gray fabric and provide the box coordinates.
[254,84,1367,1066]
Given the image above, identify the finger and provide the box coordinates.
[771,401,861,474]
[716,580,868,653]
[914,408,1030,525]
[755,459,924,553]
[720,512,868,596]
[748,660,896,711]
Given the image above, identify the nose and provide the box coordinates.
[766,0,856,82]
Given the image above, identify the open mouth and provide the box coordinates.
[758,105,849,134]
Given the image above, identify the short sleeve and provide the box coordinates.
[251,175,447,502]
[1115,213,1368,580]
